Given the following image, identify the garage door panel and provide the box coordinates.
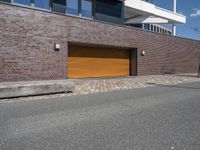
[68,46,130,78]
[69,46,129,59]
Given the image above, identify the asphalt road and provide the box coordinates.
[0,82,200,150]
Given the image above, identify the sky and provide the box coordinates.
[153,0,200,40]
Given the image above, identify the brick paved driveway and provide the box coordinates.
[69,74,200,96]
[1,74,200,103]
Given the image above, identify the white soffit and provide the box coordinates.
[124,0,186,24]
[125,16,169,24]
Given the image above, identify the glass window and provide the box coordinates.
[154,26,156,32]
[66,0,79,15]
[35,0,50,9]
[151,25,153,31]
[96,0,122,18]
[81,0,92,18]
[52,0,66,14]
[156,27,159,32]
[13,0,31,5]
[0,0,11,3]
[144,24,150,30]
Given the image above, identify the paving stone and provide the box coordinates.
[1,74,200,103]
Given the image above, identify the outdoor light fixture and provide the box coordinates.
[141,50,145,56]
[54,43,60,51]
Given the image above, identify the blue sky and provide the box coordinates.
[154,0,200,40]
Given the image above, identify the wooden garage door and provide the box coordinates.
[68,45,130,78]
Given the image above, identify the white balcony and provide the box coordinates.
[124,0,186,24]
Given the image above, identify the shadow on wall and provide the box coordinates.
[160,65,176,74]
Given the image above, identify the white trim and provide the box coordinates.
[124,0,186,24]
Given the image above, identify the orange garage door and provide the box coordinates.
[68,45,130,78]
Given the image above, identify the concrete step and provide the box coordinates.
[0,80,75,99]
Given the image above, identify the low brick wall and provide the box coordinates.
[0,3,200,82]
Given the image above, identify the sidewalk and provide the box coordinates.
[1,74,200,102]
[70,74,200,96]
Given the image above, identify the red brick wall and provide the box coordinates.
[0,3,200,81]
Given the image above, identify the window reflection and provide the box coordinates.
[35,0,49,10]
[52,0,66,14]
[81,0,92,18]
[13,0,31,6]
[4,0,94,19]
[96,0,122,18]
[66,0,79,16]
[0,0,11,3]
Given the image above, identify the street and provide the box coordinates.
[0,82,200,150]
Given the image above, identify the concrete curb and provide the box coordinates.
[0,80,75,99]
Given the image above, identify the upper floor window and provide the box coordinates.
[52,0,66,14]
[96,0,122,18]
[150,25,153,31]
[156,27,159,32]
[144,24,150,30]
[81,0,92,18]
[0,0,11,3]
[2,0,93,19]
[66,0,79,16]
[154,26,156,32]
[35,0,50,10]
[13,0,31,6]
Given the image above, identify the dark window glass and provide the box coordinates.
[0,0,11,3]
[81,0,92,18]
[66,0,78,15]
[96,0,122,18]
[52,0,66,14]
[154,26,156,32]
[130,24,142,29]
[144,24,150,30]
[35,0,49,9]
[156,27,159,32]
[151,25,153,31]
[13,0,31,5]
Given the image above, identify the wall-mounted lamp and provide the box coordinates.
[54,43,60,51]
[141,50,145,56]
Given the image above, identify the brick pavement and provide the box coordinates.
[69,74,200,96]
[1,74,200,103]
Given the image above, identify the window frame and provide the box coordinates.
[81,0,93,18]
[12,0,31,6]
[34,0,50,10]
[66,0,79,16]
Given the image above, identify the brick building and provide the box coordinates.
[0,1,200,81]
